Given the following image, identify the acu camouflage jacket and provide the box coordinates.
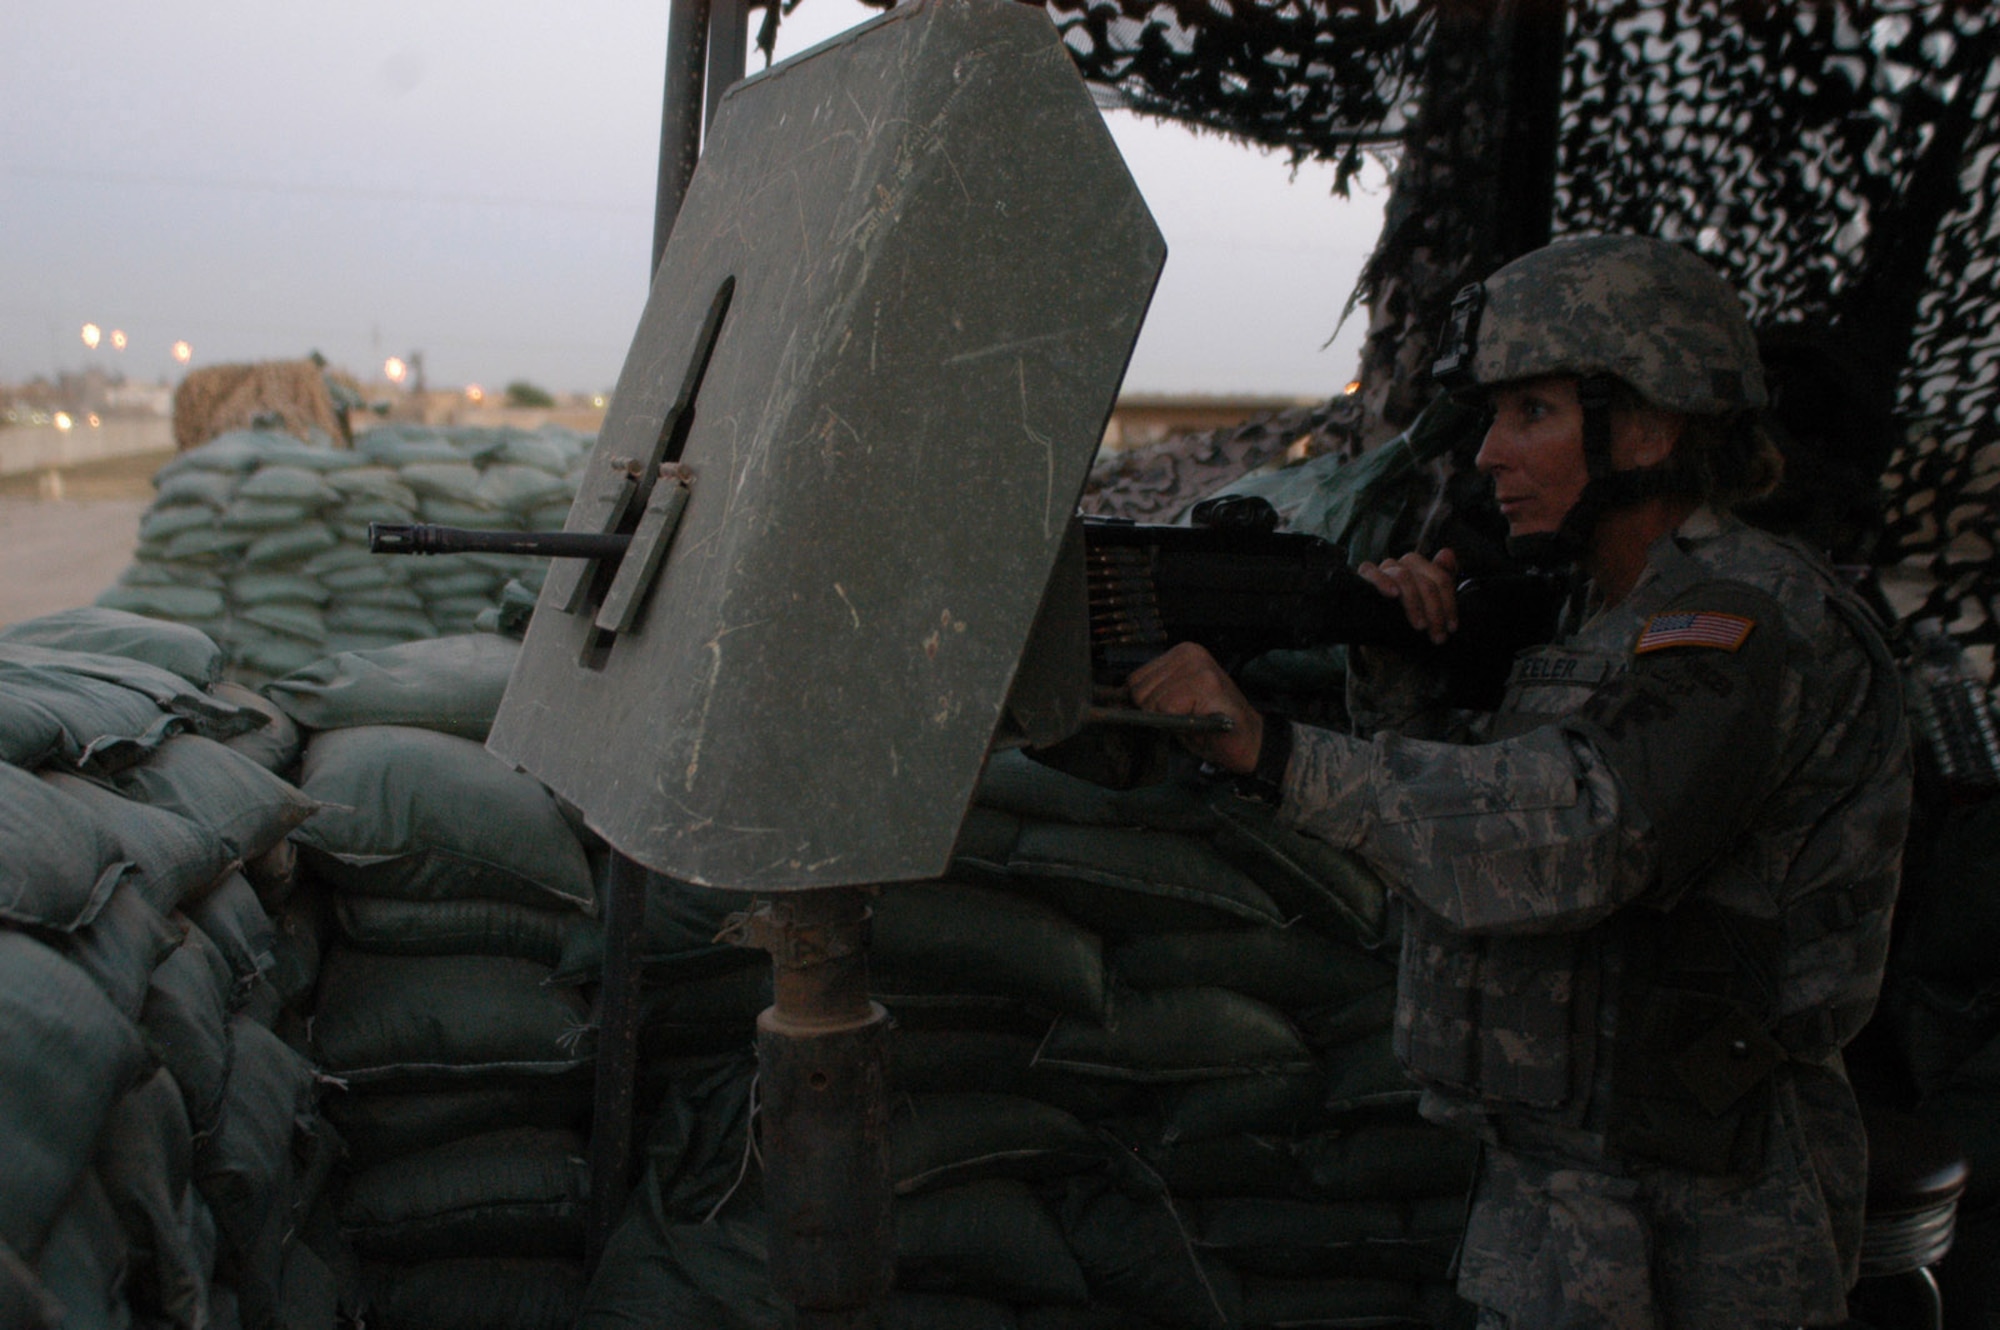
[1276,507,1908,1178]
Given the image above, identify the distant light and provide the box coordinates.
[81,324,102,350]
[465,384,485,404]
[1343,380,1361,396]
[87,413,101,428]
[591,395,606,409]
[53,411,74,432]
[172,341,193,364]
[110,329,127,351]
[384,356,408,384]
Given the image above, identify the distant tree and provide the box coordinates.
[505,380,556,408]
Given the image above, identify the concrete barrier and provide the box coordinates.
[0,418,174,477]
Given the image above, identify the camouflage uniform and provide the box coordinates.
[1275,506,1909,1327]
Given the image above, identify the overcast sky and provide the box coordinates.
[2,0,1388,398]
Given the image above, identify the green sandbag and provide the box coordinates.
[577,1214,786,1330]
[888,1029,1145,1122]
[325,467,419,510]
[1110,928,1393,1013]
[236,465,341,507]
[323,605,436,640]
[140,501,222,542]
[873,881,1107,1021]
[364,1258,587,1330]
[96,1069,208,1330]
[31,1173,131,1330]
[947,806,1021,879]
[154,468,238,509]
[1205,794,1390,949]
[1154,1072,1328,1147]
[475,464,571,512]
[637,966,772,1057]
[97,582,229,620]
[230,635,327,681]
[884,1295,1018,1329]
[1294,984,1397,1053]
[891,1093,1102,1194]
[1319,1024,1417,1114]
[355,429,463,467]
[1010,824,1285,933]
[40,770,230,914]
[1237,1275,1425,1329]
[60,885,184,1020]
[1144,1135,1305,1200]
[237,603,327,643]
[160,526,255,563]
[221,497,321,531]
[183,872,277,1002]
[310,948,594,1087]
[267,880,326,1014]
[141,927,235,1140]
[331,584,426,612]
[1056,1176,1239,1330]
[1292,1122,1479,1202]
[974,749,1219,832]
[0,764,131,930]
[264,634,519,741]
[551,878,760,984]
[399,462,482,504]
[229,572,331,607]
[294,726,593,911]
[0,644,257,743]
[897,1179,1089,1306]
[242,523,338,567]
[332,895,582,967]
[338,1128,589,1260]
[322,1080,593,1170]
[1035,987,1316,1082]
[195,1017,321,1330]
[0,656,175,770]
[402,566,499,599]
[1198,1194,1464,1281]
[209,681,303,776]
[0,1239,62,1329]
[0,607,223,686]
[110,734,319,864]
[0,933,149,1257]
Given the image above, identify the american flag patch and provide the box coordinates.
[1634,611,1756,654]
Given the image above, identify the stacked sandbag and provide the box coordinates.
[267,634,601,1330]
[98,422,590,685]
[572,748,1474,1328]
[0,608,334,1329]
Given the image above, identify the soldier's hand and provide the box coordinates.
[1357,548,1461,645]
[1126,642,1263,774]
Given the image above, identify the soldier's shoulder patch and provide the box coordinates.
[1634,610,1757,654]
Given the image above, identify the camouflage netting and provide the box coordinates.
[981,0,2000,649]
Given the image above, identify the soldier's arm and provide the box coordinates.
[1276,581,1791,935]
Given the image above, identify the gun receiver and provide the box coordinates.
[1081,515,1566,696]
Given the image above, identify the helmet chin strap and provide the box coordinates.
[1504,374,1693,570]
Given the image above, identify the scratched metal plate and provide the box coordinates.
[487,0,1165,891]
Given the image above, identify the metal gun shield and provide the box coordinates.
[487,0,1165,891]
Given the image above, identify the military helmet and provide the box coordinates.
[1433,234,1768,416]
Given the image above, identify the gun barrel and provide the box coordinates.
[368,523,634,560]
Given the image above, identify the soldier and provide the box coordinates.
[1130,234,1911,1328]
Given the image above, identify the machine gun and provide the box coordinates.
[371,493,1567,718]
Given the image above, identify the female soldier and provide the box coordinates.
[1130,235,1910,1328]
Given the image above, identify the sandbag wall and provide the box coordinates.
[266,632,605,1330]
[0,607,333,1330]
[98,423,588,685]
[568,749,1477,1330]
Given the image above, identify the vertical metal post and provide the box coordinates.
[654,0,715,279]
[737,888,895,1328]
[586,851,651,1265]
